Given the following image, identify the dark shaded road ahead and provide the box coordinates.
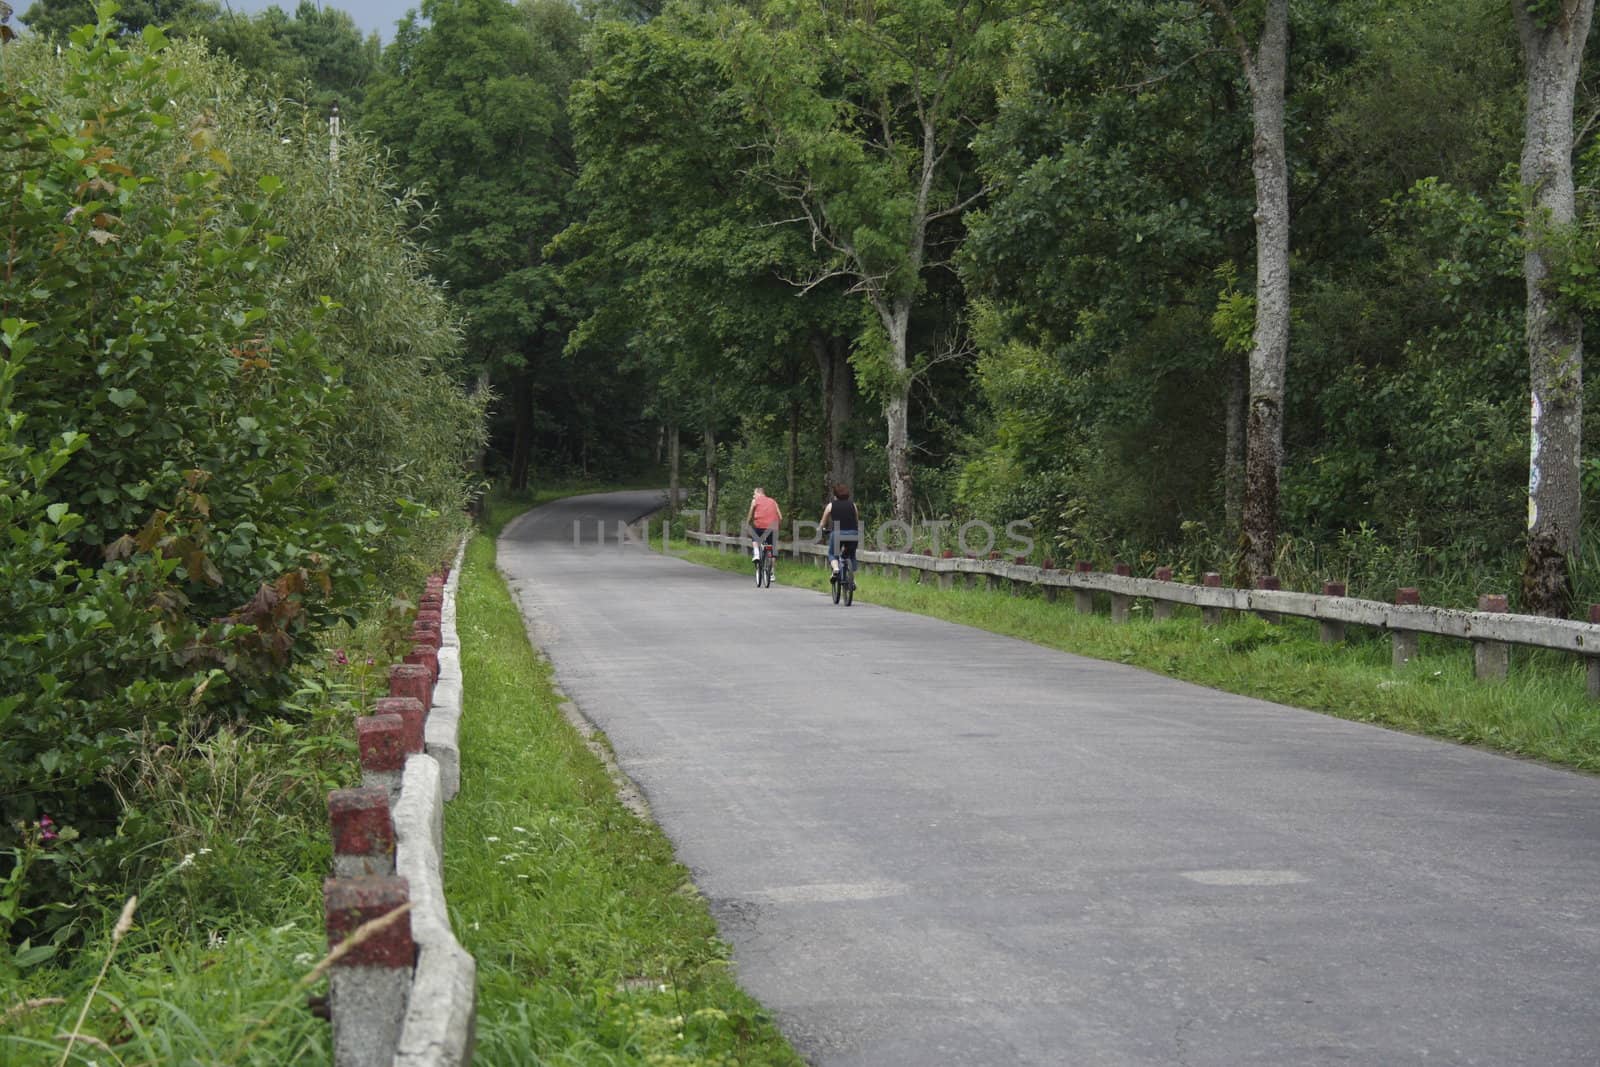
[499,491,1600,1066]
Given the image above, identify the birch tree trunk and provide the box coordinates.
[1241,0,1290,583]
[1204,0,1290,583]
[881,300,915,524]
[1514,0,1595,616]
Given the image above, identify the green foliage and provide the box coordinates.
[195,1,382,120]
[1,7,481,936]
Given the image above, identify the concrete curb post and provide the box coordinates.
[1254,576,1282,624]
[1011,556,1029,597]
[1474,595,1510,682]
[375,696,427,756]
[1074,561,1094,615]
[1152,568,1174,620]
[986,552,1003,592]
[325,876,414,1067]
[1042,560,1057,603]
[1319,582,1347,643]
[358,714,406,802]
[1201,573,1223,627]
[1393,588,1421,667]
[937,550,955,590]
[1110,563,1132,623]
[1589,605,1600,698]
[329,787,396,878]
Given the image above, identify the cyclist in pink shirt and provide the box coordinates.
[747,488,782,549]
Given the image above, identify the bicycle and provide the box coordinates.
[751,531,775,588]
[831,551,856,606]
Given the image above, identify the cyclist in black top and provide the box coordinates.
[817,483,860,584]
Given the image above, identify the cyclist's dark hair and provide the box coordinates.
[832,483,851,499]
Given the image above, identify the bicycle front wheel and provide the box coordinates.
[832,568,842,604]
[844,568,854,606]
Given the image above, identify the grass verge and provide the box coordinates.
[447,530,804,1066]
[669,537,1600,773]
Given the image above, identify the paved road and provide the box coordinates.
[499,490,1600,1066]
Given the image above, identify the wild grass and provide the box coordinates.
[449,532,804,1065]
[670,538,1600,773]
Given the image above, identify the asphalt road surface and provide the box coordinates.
[498,490,1600,1066]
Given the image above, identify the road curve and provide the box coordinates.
[498,490,1600,1066]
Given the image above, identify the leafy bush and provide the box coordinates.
[1,10,483,942]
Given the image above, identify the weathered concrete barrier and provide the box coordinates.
[683,530,1600,693]
[326,537,474,1067]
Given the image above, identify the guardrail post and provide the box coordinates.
[325,876,414,1067]
[1074,561,1094,615]
[1473,594,1510,682]
[938,550,955,590]
[1393,588,1421,667]
[1152,567,1174,620]
[1042,559,1057,602]
[1588,605,1600,698]
[1201,573,1222,627]
[987,552,1003,592]
[1110,563,1132,623]
[358,714,407,801]
[1011,555,1028,596]
[1254,575,1281,624]
[329,787,396,878]
[965,554,981,590]
[1319,582,1346,643]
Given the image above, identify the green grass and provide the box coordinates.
[671,538,1600,773]
[447,531,804,1067]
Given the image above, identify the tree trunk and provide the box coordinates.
[1238,0,1290,584]
[703,424,719,531]
[1515,0,1594,616]
[1224,353,1246,542]
[667,422,680,520]
[787,395,800,518]
[813,333,857,507]
[882,302,915,524]
[508,369,534,492]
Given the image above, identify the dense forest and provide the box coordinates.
[5,0,1600,971]
[14,0,1598,600]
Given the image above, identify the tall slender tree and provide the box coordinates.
[1514,0,1595,615]
[1202,0,1290,581]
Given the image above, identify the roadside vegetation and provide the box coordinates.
[668,538,1600,774]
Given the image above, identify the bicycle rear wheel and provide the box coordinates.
[831,565,842,604]
[765,554,775,587]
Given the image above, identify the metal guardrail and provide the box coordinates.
[684,530,1600,694]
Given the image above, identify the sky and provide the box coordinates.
[224,0,414,43]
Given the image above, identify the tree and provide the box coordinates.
[364,0,600,489]
[728,0,1014,524]
[198,2,381,119]
[1513,0,1596,615]
[20,0,204,38]
[1200,0,1289,581]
